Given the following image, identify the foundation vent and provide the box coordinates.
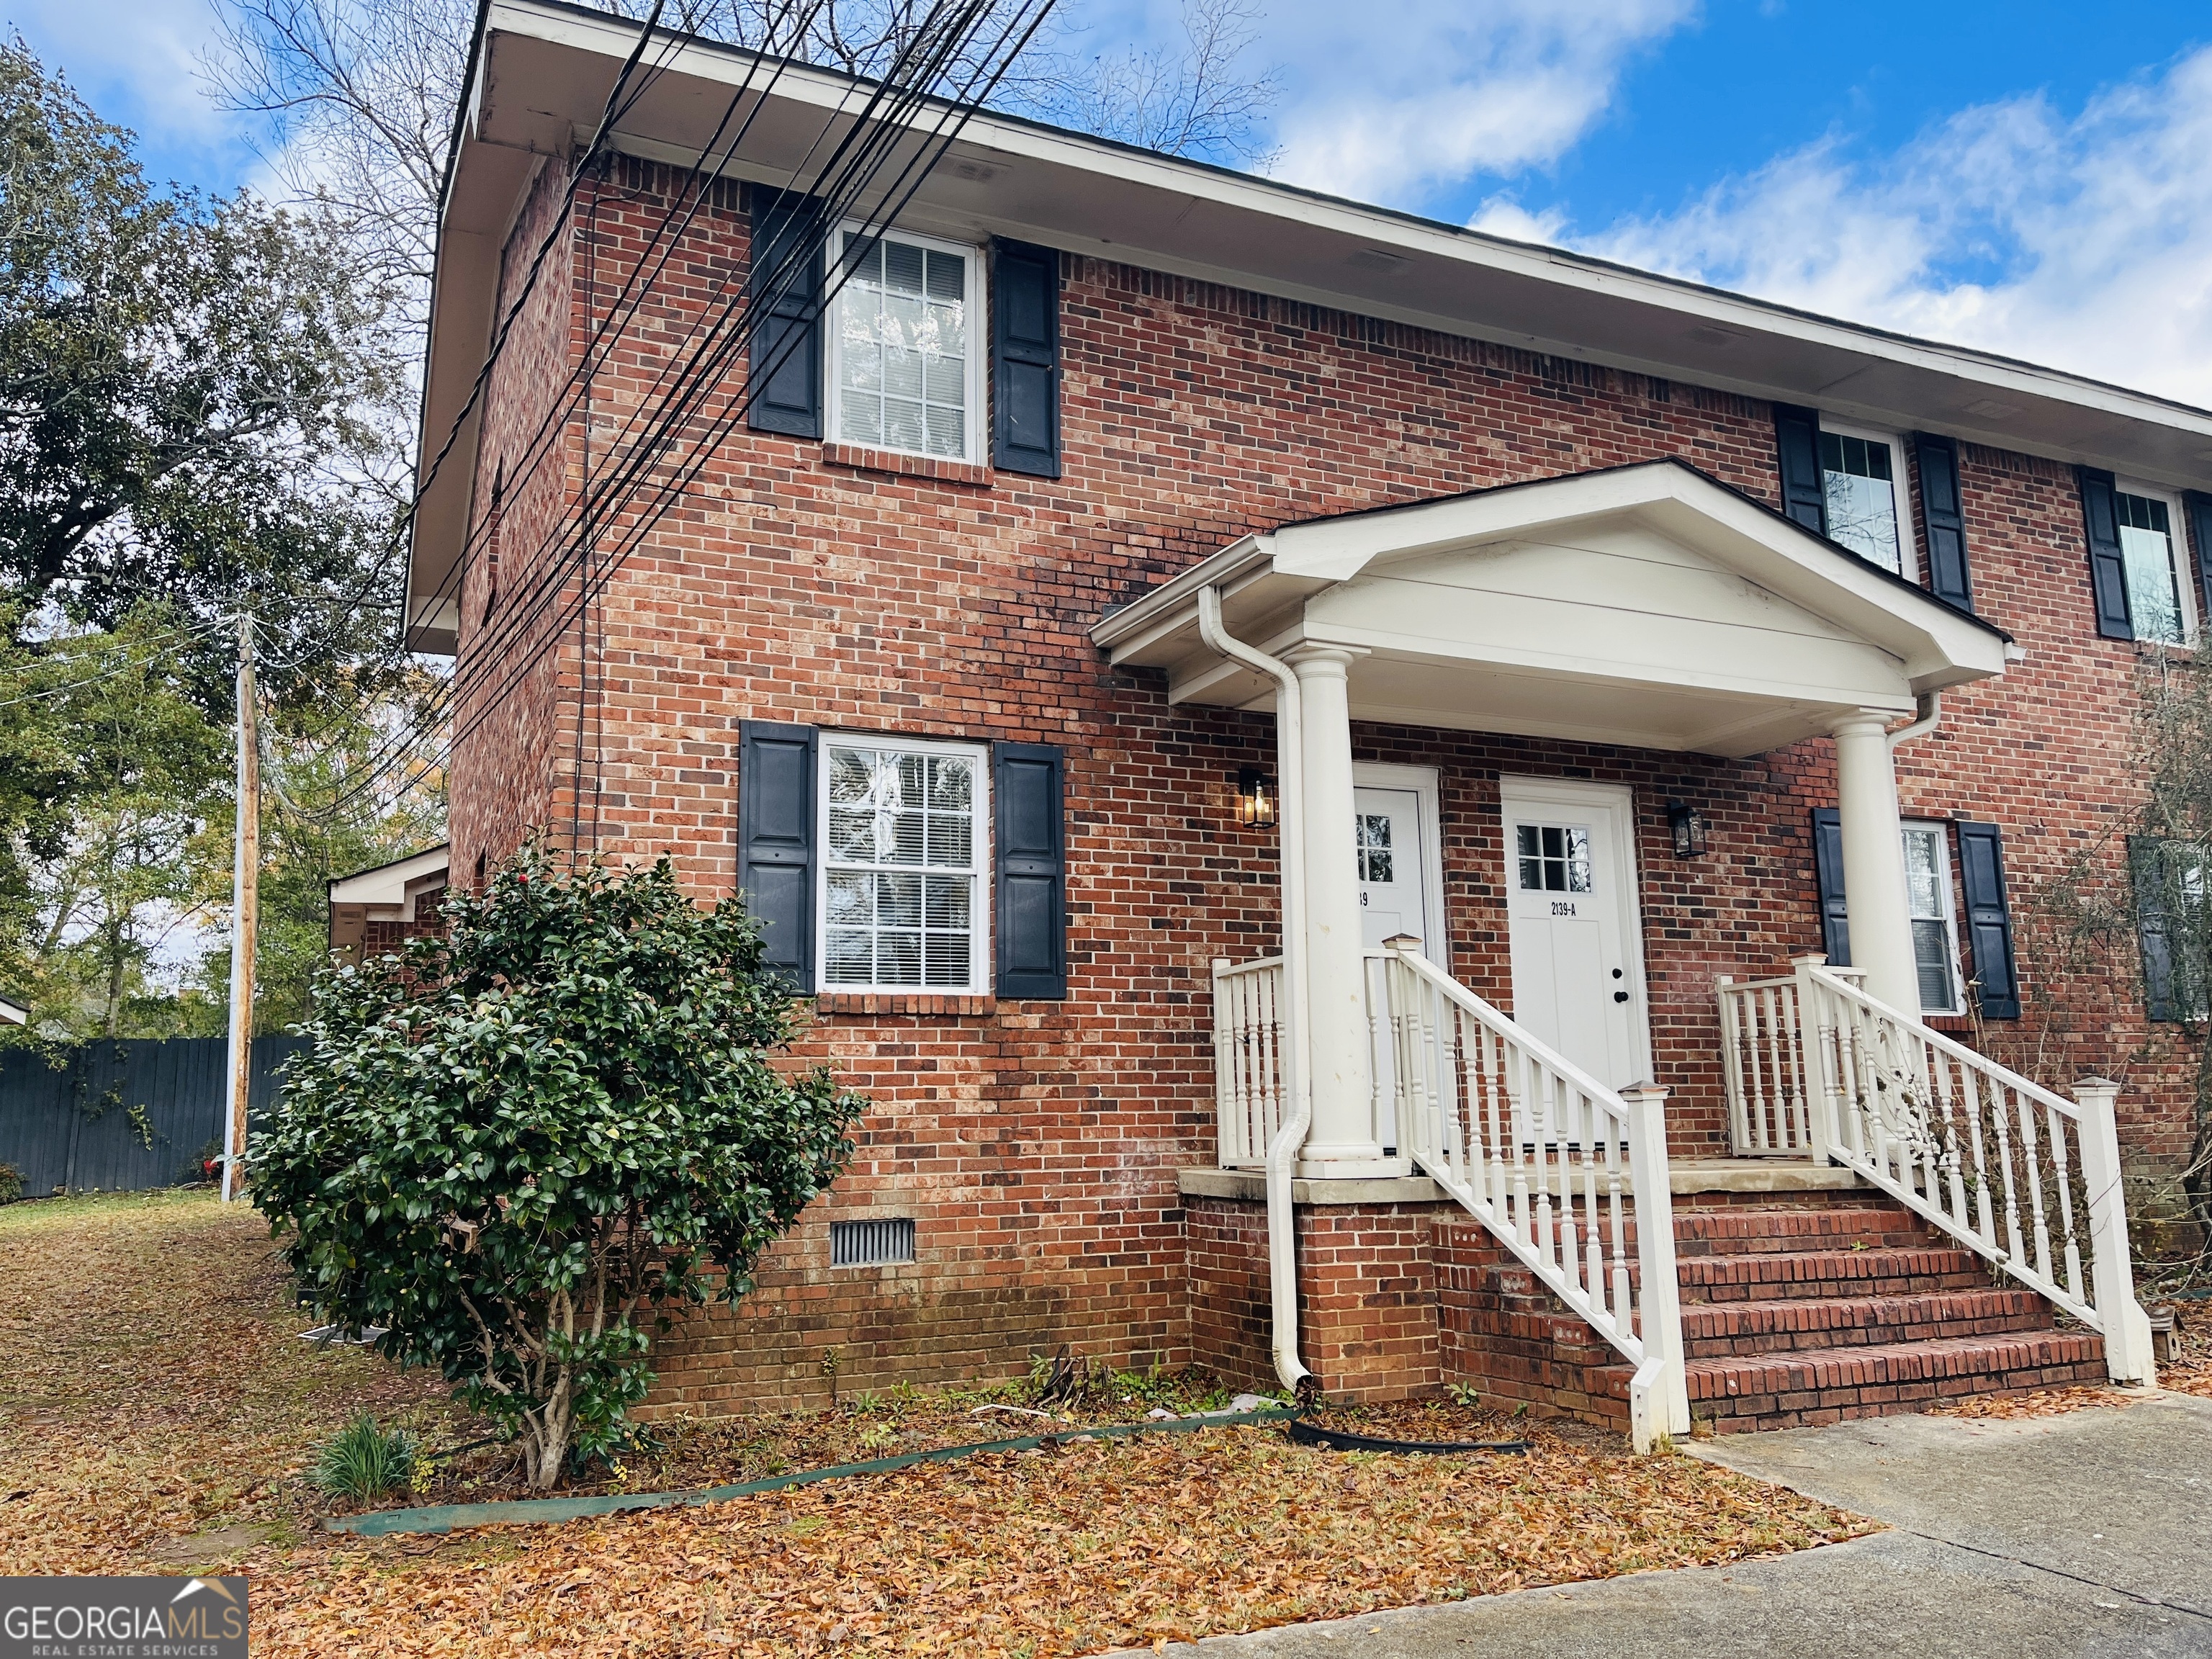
[831,1217,916,1267]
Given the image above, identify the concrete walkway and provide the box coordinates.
[1150,1391,2212,1658]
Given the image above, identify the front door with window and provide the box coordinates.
[1499,778,1650,1091]
[1355,787,1429,950]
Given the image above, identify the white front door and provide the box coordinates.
[1353,776,1439,1156]
[1355,787,1429,951]
[1499,778,1650,1091]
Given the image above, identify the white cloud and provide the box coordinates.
[10,0,233,145]
[1581,46,2212,408]
[1262,0,1698,205]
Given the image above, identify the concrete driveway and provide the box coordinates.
[1148,1391,2212,1658]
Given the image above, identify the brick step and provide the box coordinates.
[1672,1331,2108,1431]
[1677,1246,1992,1302]
[1679,1288,2055,1358]
[1672,1205,1938,1256]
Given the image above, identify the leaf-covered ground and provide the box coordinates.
[2,1190,1879,1656]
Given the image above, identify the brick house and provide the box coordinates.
[406,1,2202,1435]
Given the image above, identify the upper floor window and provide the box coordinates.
[818,734,990,994]
[2115,485,2191,645]
[829,228,981,463]
[1819,426,1915,577]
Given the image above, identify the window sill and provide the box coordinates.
[821,442,993,488]
[814,991,997,1017]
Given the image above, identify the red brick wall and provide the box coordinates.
[442,157,2203,1407]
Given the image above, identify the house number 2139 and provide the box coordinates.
[1551,902,1578,917]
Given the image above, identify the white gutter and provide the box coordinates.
[1887,690,1943,751]
[1197,585,1313,1398]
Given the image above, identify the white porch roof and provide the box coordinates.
[327,845,453,921]
[1089,461,2012,759]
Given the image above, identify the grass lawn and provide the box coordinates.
[1,1189,1883,1657]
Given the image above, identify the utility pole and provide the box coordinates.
[221,612,259,1204]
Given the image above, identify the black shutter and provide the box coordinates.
[994,742,1066,998]
[2186,491,2212,637]
[991,239,1061,478]
[1953,820,2020,1020]
[2132,837,2182,1022]
[2079,467,2134,639]
[738,720,818,990]
[1774,404,1827,534]
[1811,807,1851,966]
[747,188,823,439]
[1913,433,1974,612]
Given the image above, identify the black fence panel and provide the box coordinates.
[0,1036,311,1196]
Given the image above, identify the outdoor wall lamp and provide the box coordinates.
[1236,767,1277,827]
[1666,798,1709,859]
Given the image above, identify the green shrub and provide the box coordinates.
[0,1163,20,1205]
[254,848,866,1488]
[313,1412,415,1502]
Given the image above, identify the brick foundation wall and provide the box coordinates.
[439,156,2205,1413]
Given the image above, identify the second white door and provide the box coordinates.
[1355,786,1429,951]
[1499,778,1650,1091]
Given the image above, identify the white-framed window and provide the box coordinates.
[1901,820,1964,1016]
[2114,480,2195,646]
[1820,423,1917,578]
[818,734,990,994]
[826,224,984,463]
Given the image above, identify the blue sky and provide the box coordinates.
[16,0,2212,404]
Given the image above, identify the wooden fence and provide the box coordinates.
[0,1038,308,1196]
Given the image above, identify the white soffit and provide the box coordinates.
[412,0,2212,641]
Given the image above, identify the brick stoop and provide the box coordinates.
[1628,1192,2108,1433]
[1435,1184,2109,1435]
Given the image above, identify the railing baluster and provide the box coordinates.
[2046,1102,2085,1306]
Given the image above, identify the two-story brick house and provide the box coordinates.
[405,0,2199,1437]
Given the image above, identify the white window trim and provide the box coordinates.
[1820,419,1920,583]
[814,731,993,997]
[1901,818,1965,1017]
[824,222,988,466]
[2115,477,2198,646]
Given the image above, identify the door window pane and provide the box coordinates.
[2116,491,2186,644]
[837,233,969,460]
[1516,824,1592,893]
[822,742,980,990]
[1357,814,1394,883]
[1820,432,1903,574]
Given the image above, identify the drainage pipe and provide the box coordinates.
[1886,689,1943,751]
[1197,584,1312,1396]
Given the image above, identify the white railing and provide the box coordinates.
[1374,946,1689,1451]
[1790,957,2157,1383]
[1717,972,1816,1154]
[1212,956,1286,1169]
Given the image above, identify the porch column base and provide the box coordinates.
[1295,1155,1413,1180]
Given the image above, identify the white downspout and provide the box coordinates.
[1197,584,1313,1398]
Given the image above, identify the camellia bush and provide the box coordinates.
[253,848,865,1488]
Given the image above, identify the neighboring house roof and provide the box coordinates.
[327,845,454,918]
[1092,458,2010,758]
[0,992,26,1027]
[415,0,2212,651]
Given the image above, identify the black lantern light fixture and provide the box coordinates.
[1236,766,1277,827]
[1665,798,1709,860]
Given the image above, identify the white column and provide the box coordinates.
[1285,644,1397,1174]
[1832,711,1920,1015]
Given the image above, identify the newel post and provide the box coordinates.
[1792,953,1843,1167]
[2073,1076,2157,1385]
[1619,1083,1690,1445]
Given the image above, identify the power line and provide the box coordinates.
[319,2,1051,814]
[335,1,1058,819]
